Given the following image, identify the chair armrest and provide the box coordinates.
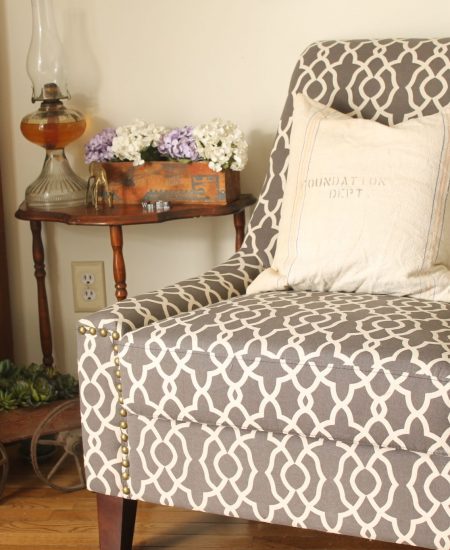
[77,246,262,494]
[77,250,262,337]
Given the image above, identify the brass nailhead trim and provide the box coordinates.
[113,337,130,497]
[99,328,108,337]
[78,326,86,335]
[89,327,97,336]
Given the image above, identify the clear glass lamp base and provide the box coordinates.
[25,149,87,209]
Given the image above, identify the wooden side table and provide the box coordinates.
[15,195,256,370]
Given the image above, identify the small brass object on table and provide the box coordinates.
[87,162,113,209]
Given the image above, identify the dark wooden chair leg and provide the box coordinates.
[233,210,246,252]
[97,494,137,550]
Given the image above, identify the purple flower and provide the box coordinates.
[157,126,200,161]
[84,128,117,163]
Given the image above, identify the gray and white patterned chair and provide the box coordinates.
[78,39,450,550]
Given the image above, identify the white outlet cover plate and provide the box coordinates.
[71,261,107,313]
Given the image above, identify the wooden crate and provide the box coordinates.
[0,398,80,444]
[102,161,240,205]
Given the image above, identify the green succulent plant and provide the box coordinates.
[0,389,18,410]
[55,374,79,400]
[11,380,34,408]
[0,358,79,411]
[0,358,15,378]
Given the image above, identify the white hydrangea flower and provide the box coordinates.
[193,118,248,172]
[110,120,167,166]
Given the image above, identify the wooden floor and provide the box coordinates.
[0,444,425,550]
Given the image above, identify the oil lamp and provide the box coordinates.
[20,0,87,209]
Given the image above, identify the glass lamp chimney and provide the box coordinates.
[27,0,70,103]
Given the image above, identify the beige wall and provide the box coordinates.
[1,0,450,374]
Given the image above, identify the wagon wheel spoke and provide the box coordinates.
[74,454,85,483]
[35,438,65,448]
[47,451,70,481]
[31,398,85,493]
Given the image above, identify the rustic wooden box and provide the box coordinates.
[102,161,240,205]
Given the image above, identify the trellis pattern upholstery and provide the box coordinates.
[78,39,450,549]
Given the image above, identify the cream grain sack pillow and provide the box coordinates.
[247,94,450,300]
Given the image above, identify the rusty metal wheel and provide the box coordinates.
[31,398,85,492]
[0,442,8,498]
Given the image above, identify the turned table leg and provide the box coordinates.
[109,225,127,301]
[97,494,137,550]
[233,210,246,252]
[30,220,54,369]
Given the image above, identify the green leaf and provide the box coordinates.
[140,146,166,163]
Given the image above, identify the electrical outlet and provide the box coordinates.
[83,288,96,301]
[81,272,95,285]
[72,261,106,313]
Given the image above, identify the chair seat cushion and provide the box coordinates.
[119,290,450,456]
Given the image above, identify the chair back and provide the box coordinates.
[244,38,450,265]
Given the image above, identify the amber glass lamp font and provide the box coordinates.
[20,0,87,209]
